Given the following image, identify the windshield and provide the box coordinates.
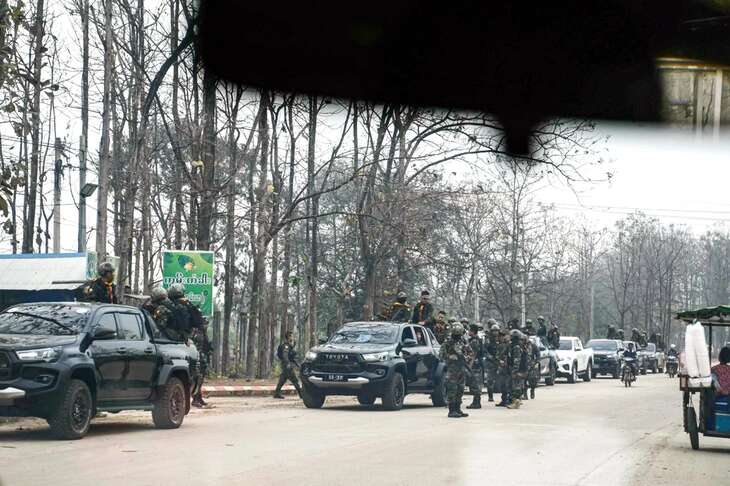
[329,326,398,345]
[586,340,617,351]
[0,304,89,335]
[558,339,573,351]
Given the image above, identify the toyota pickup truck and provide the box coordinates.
[0,302,201,439]
[300,321,447,410]
[586,339,624,378]
[555,336,594,383]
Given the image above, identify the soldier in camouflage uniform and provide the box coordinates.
[507,330,526,409]
[439,325,473,418]
[521,333,540,400]
[495,329,513,407]
[483,319,500,402]
[141,287,183,341]
[466,323,484,409]
[524,319,536,336]
[274,331,303,399]
[389,292,411,322]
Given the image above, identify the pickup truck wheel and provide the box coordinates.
[567,363,577,384]
[545,362,556,386]
[583,363,592,382]
[47,379,93,440]
[382,372,405,411]
[301,386,326,409]
[357,394,377,406]
[152,377,186,429]
[431,376,447,407]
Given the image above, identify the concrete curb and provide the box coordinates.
[202,385,297,397]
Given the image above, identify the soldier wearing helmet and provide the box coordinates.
[466,323,484,409]
[439,324,473,418]
[141,287,182,341]
[524,319,536,336]
[507,330,526,409]
[389,291,411,322]
[483,318,501,403]
[77,262,118,304]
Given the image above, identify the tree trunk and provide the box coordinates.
[196,67,216,250]
[22,0,45,254]
[95,0,113,260]
[306,95,319,349]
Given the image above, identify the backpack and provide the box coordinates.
[276,344,286,361]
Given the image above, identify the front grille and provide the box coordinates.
[312,353,363,373]
[0,351,12,380]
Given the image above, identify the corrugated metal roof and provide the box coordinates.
[0,254,88,291]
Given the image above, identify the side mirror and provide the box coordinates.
[402,338,418,348]
[91,327,117,340]
[318,337,328,345]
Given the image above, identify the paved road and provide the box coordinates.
[1,374,728,486]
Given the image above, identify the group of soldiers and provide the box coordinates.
[77,262,213,409]
[439,315,560,418]
[379,289,562,418]
[606,325,664,350]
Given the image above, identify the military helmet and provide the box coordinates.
[510,329,523,339]
[526,319,533,325]
[490,323,500,331]
[537,315,545,321]
[487,318,497,326]
[397,291,407,299]
[469,323,480,333]
[168,283,186,299]
[460,317,469,324]
[98,262,115,277]
[150,286,168,303]
[451,325,465,336]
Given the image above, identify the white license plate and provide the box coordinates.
[325,374,346,382]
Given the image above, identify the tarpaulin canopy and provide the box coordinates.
[676,306,730,325]
[0,253,89,291]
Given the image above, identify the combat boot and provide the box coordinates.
[506,399,522,410]
[522,390,528,400]
[467,395,481,409]
[448,403,461,418]
[273,392,285,399]
[457,404,469,418]
[530,388,535,400]
[487,391,494,402]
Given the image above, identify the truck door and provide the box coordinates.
[412,325,435,387]
[89,312,127,401]
[115,311,157,401]
[400,326,419,384]
[575,339,586,370]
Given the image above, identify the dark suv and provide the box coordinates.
[586,339,624,378]
[300,321,447,410]
[0,302,201,439]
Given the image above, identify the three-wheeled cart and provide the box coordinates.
[676,306,730,450]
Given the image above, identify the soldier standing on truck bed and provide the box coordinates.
[141,287,183,341]
[77,262,118,304]
[274,331,303,399]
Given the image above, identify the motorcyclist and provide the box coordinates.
[667,344,679,358]
[623,342,639,376]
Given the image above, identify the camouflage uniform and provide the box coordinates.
[274,336,302,398]
[484,329,501,402]
[466,329,483,408]
[547,324,561,349]
[496,332,512,406]
[524,338,540,400]
[439,329,473,418]
[142,297,183,341]
[508,332,526,409]
[433,321,449,344]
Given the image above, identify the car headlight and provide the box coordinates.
[16,347,61,363]
[305,351,318,361]
[362,351,395,362]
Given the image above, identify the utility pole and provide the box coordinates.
[589,283,595,340]
[520,278,526,328]
[53,138,64,254]
[78,0,89,253]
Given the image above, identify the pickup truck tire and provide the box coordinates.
[152,377,186,429]
[431,376,447,407]
[357,394,377,406]
[545,362,556,386]
[583,363,592,382]
[567,363,577,383]
[47,379,93,440]
[301,386,326,409]
[641,367,647,375]
[381,372,405,411]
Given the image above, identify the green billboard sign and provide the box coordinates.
[162,250,214,317]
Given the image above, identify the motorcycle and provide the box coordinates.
[666,355,679,378]
[622,358,637,387]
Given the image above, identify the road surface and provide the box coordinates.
[1,374,728,486]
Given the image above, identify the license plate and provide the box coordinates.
[325,374,346,382]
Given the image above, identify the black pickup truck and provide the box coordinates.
[300,321,447,411]
[0,302,201,439]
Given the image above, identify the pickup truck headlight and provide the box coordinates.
[362,351,395,362]
[305,351,318,361]
[16,347,61,363]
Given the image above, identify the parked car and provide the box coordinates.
[0,302,201,439]
[530,336,557,386]
[555,337,594,383]
[639,342,665,373]
[586,339,624,378]
[299,321,447,410]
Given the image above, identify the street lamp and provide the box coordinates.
[80,183,98,198]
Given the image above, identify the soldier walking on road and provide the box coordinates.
[495,329,512,407]
[274,331,303,399]
[522,333,540,400]
[439,325,472,418]
[466,323,484,409]
[508,330,526,409]
[484,320,500,403]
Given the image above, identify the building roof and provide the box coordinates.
[0,253,89,291]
